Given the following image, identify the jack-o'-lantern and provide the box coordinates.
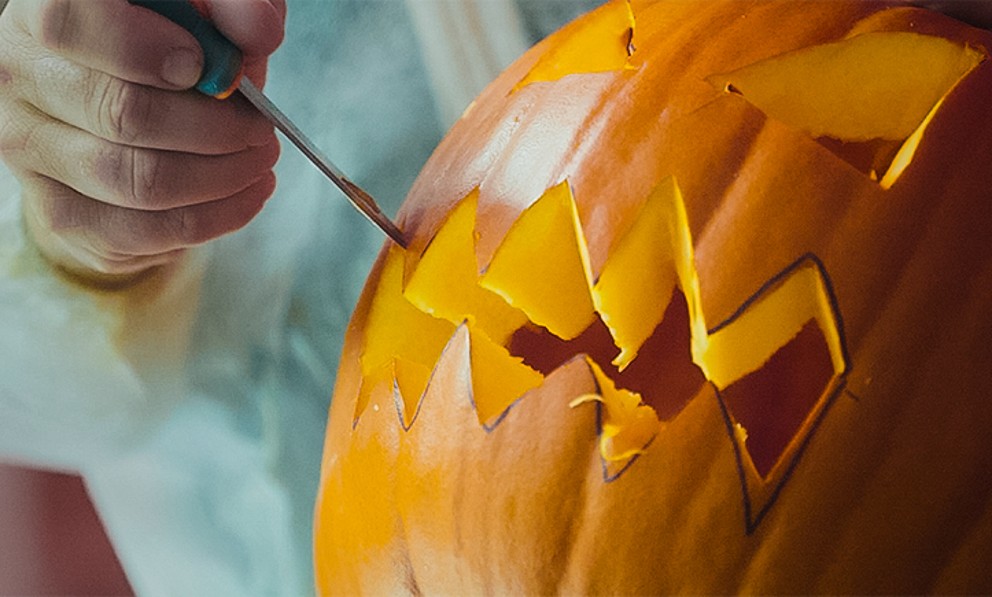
[314,0,992,593]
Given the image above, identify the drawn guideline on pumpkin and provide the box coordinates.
[316,1,992,592]
[341,0,983,535]
[354,171,849,529]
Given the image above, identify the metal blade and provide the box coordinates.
[238,78,407,248]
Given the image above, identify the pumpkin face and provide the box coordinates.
[314,1,992,594]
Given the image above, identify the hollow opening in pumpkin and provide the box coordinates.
[508,290,705,422]
[814,136,903,182]
[511,0,636,93]
[719,319,835,479]
[711,32,984,188]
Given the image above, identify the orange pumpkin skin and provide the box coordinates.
[315,1,992,594]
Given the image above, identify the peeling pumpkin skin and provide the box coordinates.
[315,1,992,594]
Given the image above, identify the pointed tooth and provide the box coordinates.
[393,358,434,429]
[357,245,455,421]
[467,326,545,426]
[404,189,529,345]
[480,180,597,341]
[592,176,701,370]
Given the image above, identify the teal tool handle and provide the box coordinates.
[129,0,243,98]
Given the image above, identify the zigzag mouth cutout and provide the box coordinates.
[344,2,990,531]
[353,176,849,529]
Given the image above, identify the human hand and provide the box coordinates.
[0,0,286,286]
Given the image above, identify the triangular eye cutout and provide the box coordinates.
[512,0,635,93]
[708,32,985,187]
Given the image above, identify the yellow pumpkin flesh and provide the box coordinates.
[315,1,992,593]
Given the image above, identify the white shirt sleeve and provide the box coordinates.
[0,155,316,595]
[0,163,208,473]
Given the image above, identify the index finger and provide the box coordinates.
[8,0,206,89]
[200,0,286,59]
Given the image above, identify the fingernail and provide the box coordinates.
[161,48,203,88]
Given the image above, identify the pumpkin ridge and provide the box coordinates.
[393,514,422,596]
[382,176,852,499]
[811,219,992,591]
[930,490,992,592]
[918,480,992,593]
[318,2,992,591]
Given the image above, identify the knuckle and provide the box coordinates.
[76,249,143,278]
[22,186,57,230]
[90,76,153,144]
[131,151,162,206]
[164,198,251,248]
[87,247,141,275]
[85,257,125,277]
[115,146,163,207]
[85,209,149,259]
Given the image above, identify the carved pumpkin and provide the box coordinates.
[314,0,992,593]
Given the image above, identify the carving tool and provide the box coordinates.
[129,0,407,247]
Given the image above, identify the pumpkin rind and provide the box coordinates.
[315,1,992,594]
